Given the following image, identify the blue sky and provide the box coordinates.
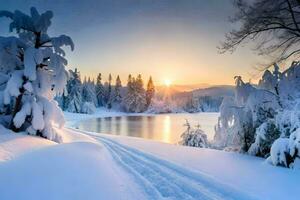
[0,0,261,85]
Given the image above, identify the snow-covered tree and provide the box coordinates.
[81,101,96,114]
[0,7,74,141]
[146,76,155,108]
[122,74,147,113]
[106,73,112,109]
[65,68,82,113]
[82,77,97,109]
[180,120,208,148]
[215,62,300,168]
[147,98,181,114]
[249,119,280,157]
[113,75,122,105]
[215,69,281,153]
[196,96,223,112]
[95,73,105,107]
[183,96,199,113]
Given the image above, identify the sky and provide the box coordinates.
[0,0,263,86]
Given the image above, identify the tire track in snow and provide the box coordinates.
[92,135,258,200]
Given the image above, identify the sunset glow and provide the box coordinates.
[164,79,172,87]
[0,0,263,86]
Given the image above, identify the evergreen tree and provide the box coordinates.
[107,74,112,109]
[95,73,105,106]
[127,74,133,91]
[0,7,74,141]
[123,74,147,112]
[114,75,122,104]
[66,68,82,113]
[82,77,97,107]
[146,76,155,108]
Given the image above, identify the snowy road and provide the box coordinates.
[92,135,258,200]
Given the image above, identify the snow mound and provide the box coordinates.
[0,126,54,162]
[0,141,141,200]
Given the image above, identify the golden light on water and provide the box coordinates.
[162,115,171,143]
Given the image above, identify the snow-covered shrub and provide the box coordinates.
[81,102,96,114]
[0,7,74,142]
[268,128,300,168]
[180,120,208,148]
[249,119,280,157]
[268,138,290,167]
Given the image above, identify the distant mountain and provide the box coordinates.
[156,84,235,97]
[177,85,235,113]
[156,83,211,96]
[192,85,235,97]
[152,84,235,113]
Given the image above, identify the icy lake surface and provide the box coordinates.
[77,113,219,144]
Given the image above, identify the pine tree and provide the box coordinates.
[146,76,155,108]
[114,75,122,104]
[82,77,97,107]
[127,74,133,91]
[95,73,105,106]
[107,74,112,109]
[0,7,74,141]
[66,68,82,113]
[123,74,147,112]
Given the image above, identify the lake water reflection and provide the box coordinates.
[77,113,219,144]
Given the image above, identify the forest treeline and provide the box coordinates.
[57,68,155,114]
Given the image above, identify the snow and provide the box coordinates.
[96,133,300,200]
[96,135,256,200]
[13,102,31,128]
[0,126,54,162]
[81,101,96,114]
[269,138,289,167]
[31,101,45,131]
[1,109,300,199]
[24,47,42,81]
[0,138,143,200]
[180,120,208,148]
[3,70,23,104]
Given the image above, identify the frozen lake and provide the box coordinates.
[77,113,219,144]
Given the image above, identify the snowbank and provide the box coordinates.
[0,127,54,162]
[0,141,143,200]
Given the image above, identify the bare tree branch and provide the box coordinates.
[220,0,300,65]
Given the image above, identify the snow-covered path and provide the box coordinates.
[93,135,257,200]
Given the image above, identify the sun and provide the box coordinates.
[164,79,172,87]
